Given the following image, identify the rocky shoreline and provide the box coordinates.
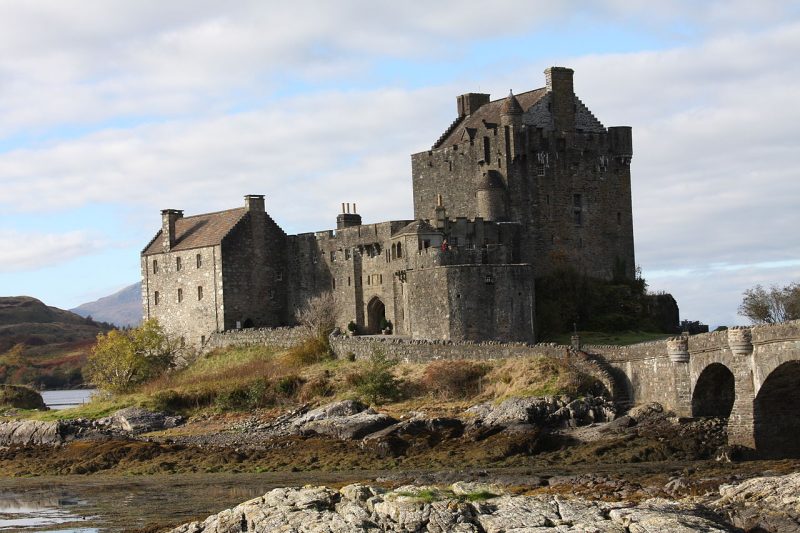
[170,474,800,532]
[1,396,799,531]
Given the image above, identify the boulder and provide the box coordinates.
[101,407,183,434]
[468,396,615,429]
[301,409,396,440]
[0,420,62,446]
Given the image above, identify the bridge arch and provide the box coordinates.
[754,360,800,458]
[691,362,735,418]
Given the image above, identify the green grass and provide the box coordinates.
[551,330,672,346]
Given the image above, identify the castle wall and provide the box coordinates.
[205,326,308,351]
[404,264,535,342]
[220,212,288,329]
[141,244,224,347]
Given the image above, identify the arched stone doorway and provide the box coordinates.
[692,363,735,418]
[367,297,386,334]
[754,360,800,458]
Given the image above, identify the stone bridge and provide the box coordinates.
[589,320,800,457]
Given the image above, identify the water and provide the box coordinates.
[40,390,97,410]
[0,471,384,532]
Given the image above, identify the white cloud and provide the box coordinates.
[0,229,106,272]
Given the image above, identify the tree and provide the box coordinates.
[738,283,800,324]
[86,319,176,393]
[294,291,337,342]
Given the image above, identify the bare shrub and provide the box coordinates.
[295,291,337,342]
[298,376,334,402]
[421,360,489,399]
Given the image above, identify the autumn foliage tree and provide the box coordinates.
[86,319,176,393]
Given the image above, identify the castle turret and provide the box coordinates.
[476,168,506,222]
[545,66,575,132]
[501,90,523,162]
[161,209,183,251]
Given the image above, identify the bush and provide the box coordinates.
[353,349,401,405]
[298,376,334,402]
[421,360,489,399]
[0,384,46,410]
[284,337,331,367]
[275,374,304,398]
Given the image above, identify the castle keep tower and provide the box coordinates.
[411,67,636,280]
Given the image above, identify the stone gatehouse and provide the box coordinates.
[141,66,635,348]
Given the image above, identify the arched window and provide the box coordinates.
[397,242,402,258]
[152,259,158,274]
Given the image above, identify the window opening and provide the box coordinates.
[154,291,159,305]
[197,286,203,300]
[152,259,158,274]
[196,253,202,268]
[176,256,182,271]
[177,288,183,303]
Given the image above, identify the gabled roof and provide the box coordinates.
[394,219,441,237]
[142,207,247,256]
[435,88,548,148]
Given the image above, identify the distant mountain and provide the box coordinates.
[0,296,112,354]
[71,282,142,329]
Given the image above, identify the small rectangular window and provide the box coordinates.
[197,286,203,300]
[154,291,159,305]
[573,194,582,208]
[617,212,622,225]
[201,335,205,345]
[176,256,182,271]
[152,259,158,274]
[574,210,582,226]
[348,276,351,286]
[177,288,183,303]
[196,253,202,268]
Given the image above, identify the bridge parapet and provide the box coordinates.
[667,336,689,363]
[727,326,753,356]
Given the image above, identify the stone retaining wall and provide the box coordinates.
[329,334,571,363]
[204,327,308,351]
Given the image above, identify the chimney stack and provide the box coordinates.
[161,209,183,251]
[456,93,491,118]
[544,67,575,132]
[244,194,265,213]
[337,201,362,229]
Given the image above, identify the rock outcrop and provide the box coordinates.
[170,483,733,533]
[0,420,63,446]
[712,472,800,532]
[467,395,615,428]
[99,406,183,434]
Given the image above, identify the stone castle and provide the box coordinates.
[141,67,635,347]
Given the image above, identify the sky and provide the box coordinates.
[0,0,798,329]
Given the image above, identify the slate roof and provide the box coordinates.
[436,88,548,148]
[142,207,247,256]
[394,219,441,237]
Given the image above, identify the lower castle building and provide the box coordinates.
[141,67,635,347]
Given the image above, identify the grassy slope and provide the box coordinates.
[23,341,601,421]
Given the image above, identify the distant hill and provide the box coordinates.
[71,282,142,328]
[0,296,111,354]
